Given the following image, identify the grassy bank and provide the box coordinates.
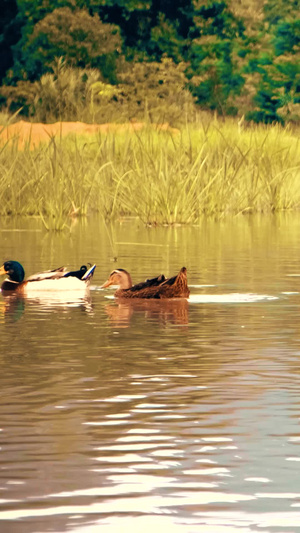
[1,118,300,230]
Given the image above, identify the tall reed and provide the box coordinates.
[1,119,300,229]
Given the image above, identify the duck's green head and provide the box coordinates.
[0,261,25,283]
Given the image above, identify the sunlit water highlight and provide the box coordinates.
[1,215,300,533]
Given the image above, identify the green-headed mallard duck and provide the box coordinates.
[101,267,189,299]
[0,260,96,294]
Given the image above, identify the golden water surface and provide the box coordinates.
[1,214,300,533]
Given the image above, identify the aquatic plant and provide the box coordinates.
[1,118,300,230]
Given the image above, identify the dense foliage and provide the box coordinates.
[1,0,300,123]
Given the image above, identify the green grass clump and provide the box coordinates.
[1,118,300,230]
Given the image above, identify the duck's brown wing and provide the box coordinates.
[158,267,190,298]
[128,274,165,292]
[160,274,177,286]
[145,274,166,286]
[118,269,189,299]
[26,266,66,282]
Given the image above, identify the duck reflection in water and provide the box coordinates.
[0,292,93,322]
[0,294,25,323]
[104,298,189,328]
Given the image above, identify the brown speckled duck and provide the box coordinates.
[101,267,190,299]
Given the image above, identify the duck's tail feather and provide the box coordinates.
[82,264,96,281]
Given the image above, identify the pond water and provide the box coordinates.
[1,214,300,533]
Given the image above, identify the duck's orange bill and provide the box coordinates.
[0,266,6,276]
[100,279,112,288]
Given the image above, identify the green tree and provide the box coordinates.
[5,0,75,82]
[94,0,194,60]
[272,20,300,56]
[246,10,300,123]
[0,0,21,83]
[9,5,122,83]
[118,57,195,123]
[185,1,245,114]
[263,0,300,26]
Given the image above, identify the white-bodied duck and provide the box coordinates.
[0,260,96,294]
